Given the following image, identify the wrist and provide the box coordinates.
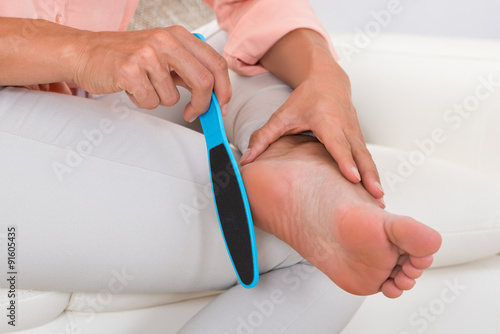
[60,27,92,85]
[30,19,92,84]
[260,28,337,89]
[0,18,92,86]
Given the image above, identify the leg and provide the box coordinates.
[179,263,364,334]
[0,87,296,292]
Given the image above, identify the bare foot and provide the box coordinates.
[241,135,442,298]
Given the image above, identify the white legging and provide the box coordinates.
[0,25,363,333]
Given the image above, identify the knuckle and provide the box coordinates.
[135,44,157,61]
[213,54,228,72]
[333,135,351,149]
[119,61,141,79]
[249,129,266,146]
[272,111,293,131]
[345,118,359,133]
[351,136,370,153]
[256,121,280,142]
[197,71,215,91]
[142,94,160,110]
[358,143,372,156]
[324,110,341,124]
[169,25,189,36]
[149,29,180,50]
[163,90,180,106]
[316,98,332,111]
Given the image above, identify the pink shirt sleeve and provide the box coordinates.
[0,0,139,32]
[203,0,338,76]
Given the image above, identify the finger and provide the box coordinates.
[49,82,72,95]
[24,84,41,91]
[171,71,228,119]
[180,30,232,107]
[314,119,360,184]
[145,28,213,119]
[165,47,214,121]
[147,69,181,107]
[111,41,166,109]
[39,84,50,91]
[120,71,159,110]
[171,71,187,89]
[350,135,384,199]
[240,110,293,165]
[156,28,230,121]
[377,198,386,209]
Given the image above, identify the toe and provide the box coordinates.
[402,261,424,279]
[385,216,442,257]
[410,255,434,269]
[394,271,416,290]
[381,279,404,298]
[389,265,401,278]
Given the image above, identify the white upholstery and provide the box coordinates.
[342,255,500,334]
[1,33,499,334]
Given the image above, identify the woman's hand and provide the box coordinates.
[239,29,385,204]
[0,19,230,120]
[73,25,231,121]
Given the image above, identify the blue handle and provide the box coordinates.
[194,33,259,288]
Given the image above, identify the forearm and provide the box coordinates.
[259,28,348,90]
[0,17,86,86]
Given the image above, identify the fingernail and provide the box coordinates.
[374,181,385,195]
[378,197,386,209]
[188,115,197,123]
[351,167,361,181]
[221,104,228,117]
[240,148,251,163]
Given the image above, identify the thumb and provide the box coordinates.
[240,110,292,165]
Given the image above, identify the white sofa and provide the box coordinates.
[1,31,499,334]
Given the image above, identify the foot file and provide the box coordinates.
[193,33,259,288]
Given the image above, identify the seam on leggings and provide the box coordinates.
[230,83,291,142]
[237,84,290,118]
[282,283,335,333]
[271,248,306,272]
[0,129,209,187]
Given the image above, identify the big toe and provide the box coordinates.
[385,216,442,257]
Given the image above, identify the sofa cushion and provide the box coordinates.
[66,290,222,312]
[333,33,500,178]
[341,255,500,334]
[14,257,500,334]
[0,289,70,332]
[369,144,500,267]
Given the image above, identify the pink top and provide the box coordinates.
[203,0,337,75]
[0,0,336,76]
[0,0,140,31]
